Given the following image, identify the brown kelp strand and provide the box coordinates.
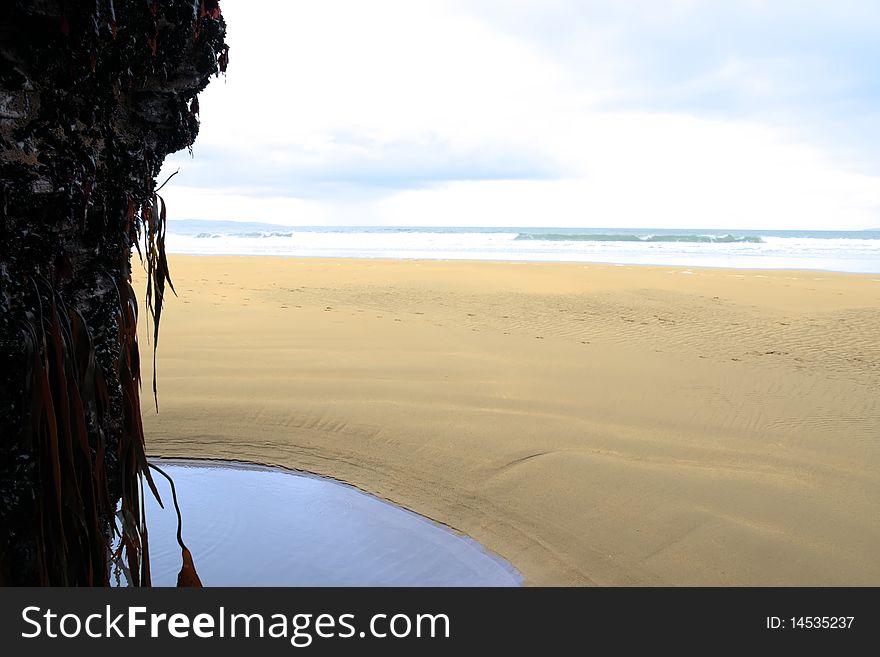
[139,189,177,411]
[149,463,202,587]
[17,278,110,585]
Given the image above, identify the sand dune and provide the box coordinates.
[138,256,880,585]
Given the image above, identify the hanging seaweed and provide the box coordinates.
[0,1,227,586]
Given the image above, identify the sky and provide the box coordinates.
[159,0,880,229]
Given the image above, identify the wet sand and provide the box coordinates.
[139,256,880,585]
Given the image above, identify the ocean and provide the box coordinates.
[164,221,880,274]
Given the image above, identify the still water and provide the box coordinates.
[144,459,521,587]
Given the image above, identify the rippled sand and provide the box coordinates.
[140,256,880,585]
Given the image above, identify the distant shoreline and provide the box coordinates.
[159,223,880,274]
[154,251,880,276]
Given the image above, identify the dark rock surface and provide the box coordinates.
[0,0,227,585]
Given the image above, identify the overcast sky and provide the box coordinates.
[160,0,880,229]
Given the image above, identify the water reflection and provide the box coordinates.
[144,459,521,587]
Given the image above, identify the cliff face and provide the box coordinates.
[0,1,227,585]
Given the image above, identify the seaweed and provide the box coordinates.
[149,463,202,587]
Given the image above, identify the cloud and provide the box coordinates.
[375,118,880,229]
[160,0,880,228]
[169,133,561,197]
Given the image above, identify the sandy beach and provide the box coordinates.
[138,256,880,586]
